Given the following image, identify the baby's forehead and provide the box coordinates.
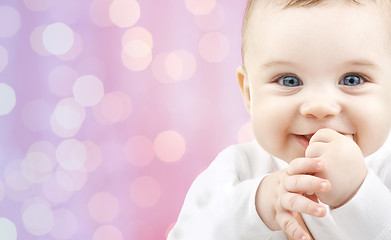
[241,0,391,64]
[244,0,389,28]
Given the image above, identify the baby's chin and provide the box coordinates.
[254,139,305,162]
[282,154,305,163]
[269,149,306,163]
[359,143,383,158]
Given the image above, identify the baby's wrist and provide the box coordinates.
[330,169,368,209]
[255,173,279,230]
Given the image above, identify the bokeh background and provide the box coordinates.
[0,0,254,239]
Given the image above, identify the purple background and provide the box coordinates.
[0,0,254,239]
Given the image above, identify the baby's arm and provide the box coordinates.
[169,145,290,240]
[256,157,330,240]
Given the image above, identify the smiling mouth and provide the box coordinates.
[295,132,354,149]
[296,134,312,148]
[303,134,314,141]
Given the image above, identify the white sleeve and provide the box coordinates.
[331,170,391,240]
[168,145,286,240]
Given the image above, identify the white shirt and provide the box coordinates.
[168,137,391,240]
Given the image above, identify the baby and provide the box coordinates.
[168,0,391,239]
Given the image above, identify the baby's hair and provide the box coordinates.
[284,0,361,7]
[241,0,381,65]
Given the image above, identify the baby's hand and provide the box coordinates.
[256,158,330,240]
[306,128,367,207]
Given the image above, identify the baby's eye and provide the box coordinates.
[278,76,302,87]
[339,75,364,86]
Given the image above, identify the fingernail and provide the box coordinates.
[315,207,323,216]
[320,182,327,191]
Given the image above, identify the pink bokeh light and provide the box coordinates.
[194,3,225,31]
[109,0,140,28]
[94,91,132,124]
[154,130,186,163]
[88,192,119,223]
[199,31,230,63]
[130,176,161,208]
[23,0,54,12]
[82,141,102,172]
[93,225,123,240]
[124,136,154,167]
[30,25,51,56]
[89,0,113,27]
[185,0,216,15]
[122,27,153,48]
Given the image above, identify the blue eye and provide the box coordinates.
[340,75,364,86]
[278,76,302,87]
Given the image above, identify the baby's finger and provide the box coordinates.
[280,192,327,217]
[305,142,327,158]
[276,211,310,240]
[309,128,343,144]
[287,158,323,175]
[284,174,330,194]
[309,128,338,144]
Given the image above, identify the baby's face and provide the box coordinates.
[238,2,391,162]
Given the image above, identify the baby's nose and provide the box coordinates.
[299,95,341,119]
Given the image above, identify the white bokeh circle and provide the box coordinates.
[109,0,140,28]
[22,199,54,236]
[56,139,87,171]
[0,218,17,240]
[42,22,74,55]
[73,75,104,107]
[50,208,78,239]
[0,6,21,38]
[0,83,16,116]
[24,0,54,11]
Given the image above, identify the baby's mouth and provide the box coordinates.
[295,134,313,148]
[295,132,354,149]
[303,134,314,141]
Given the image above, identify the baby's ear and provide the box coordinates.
[236,65,251,113]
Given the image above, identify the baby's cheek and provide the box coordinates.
[358,131,388,157]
